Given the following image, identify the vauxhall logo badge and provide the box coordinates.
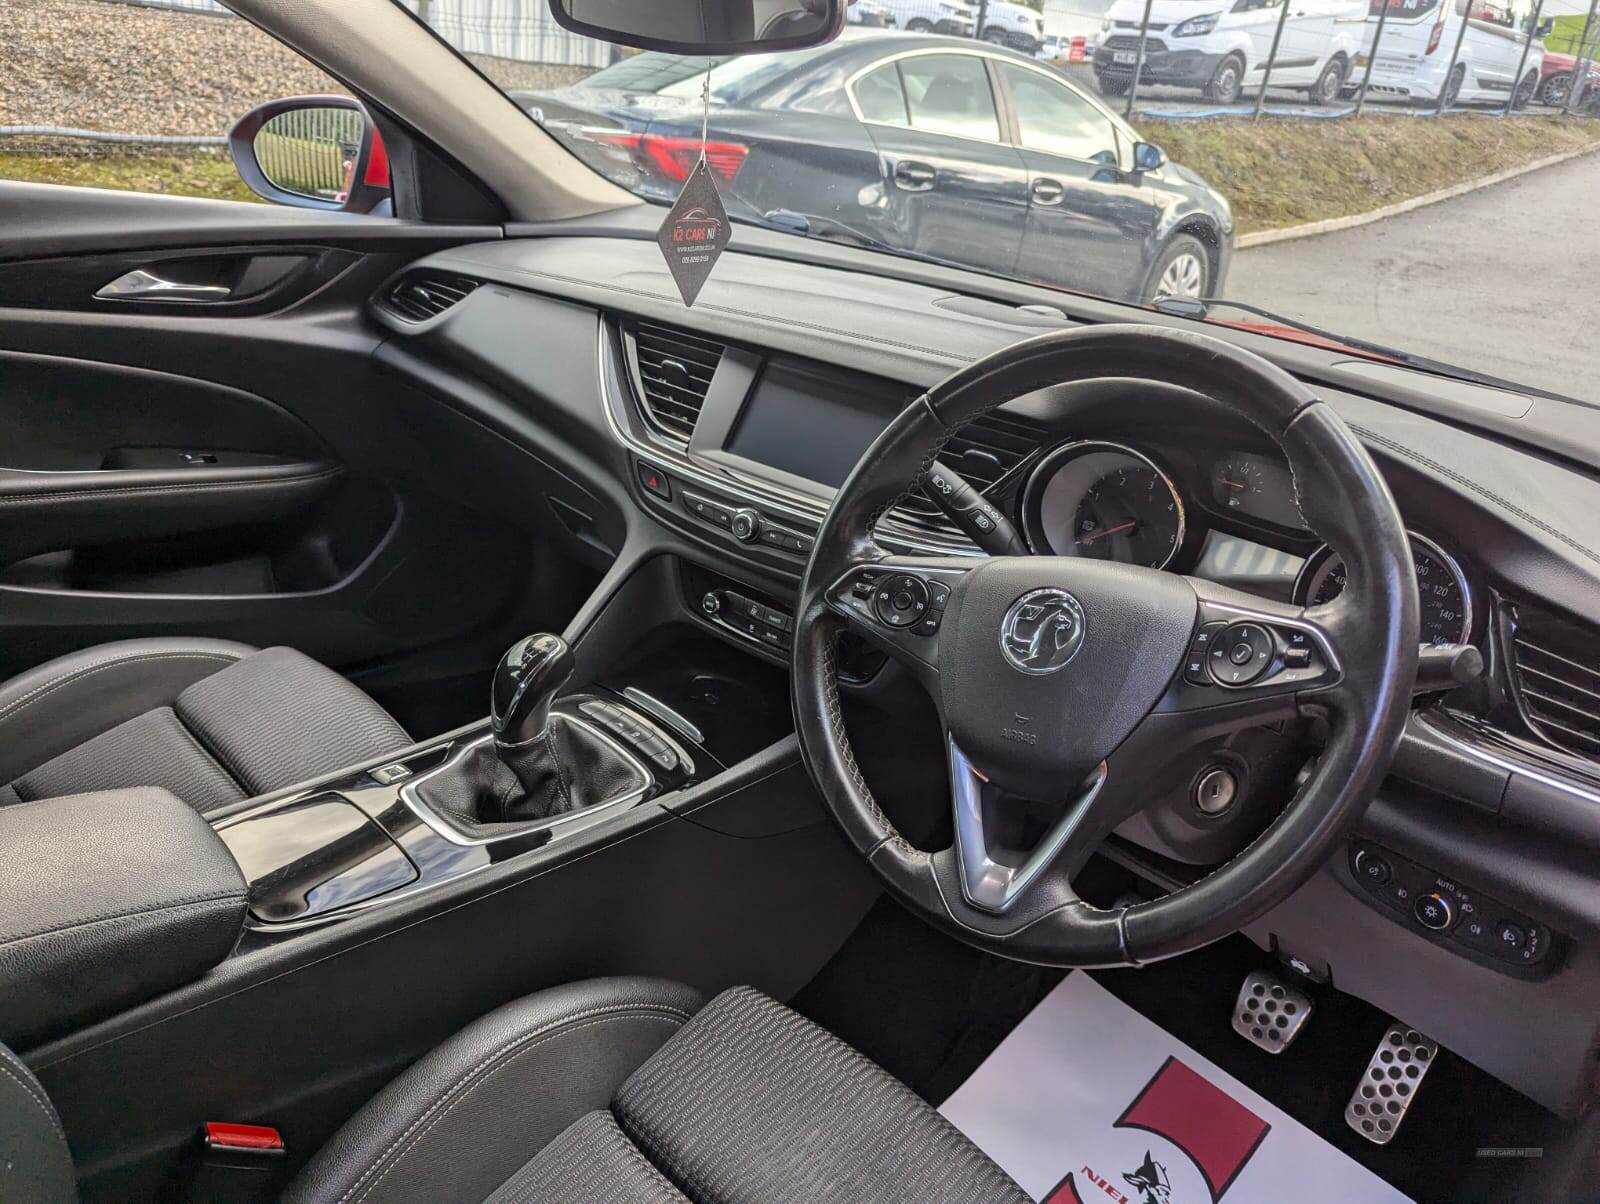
[1000,587,1087,675]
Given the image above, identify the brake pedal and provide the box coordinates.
[1346,1023,1437,1145]
[1231,970,1313,1053]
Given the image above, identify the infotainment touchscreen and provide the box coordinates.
[724,361,904,488]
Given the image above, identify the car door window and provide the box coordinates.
[0,0,350,202]
[998,64,1119,163]
[898,55,1001,141]
[854,62,911,126]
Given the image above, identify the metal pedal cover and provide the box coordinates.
[1231,970,1313,1053]
[1346,1024,1437,1145]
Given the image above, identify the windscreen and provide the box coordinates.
[397,0,1596,407]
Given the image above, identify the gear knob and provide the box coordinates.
[491,633,574,752]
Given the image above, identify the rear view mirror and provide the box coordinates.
[549,0,846,54]
[1133,142,1167,172]
[229,97,391,214]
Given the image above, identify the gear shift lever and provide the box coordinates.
[491,632,574,781]
[414,633,647,828]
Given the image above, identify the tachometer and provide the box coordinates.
[1023,441,1186,569]
[1294,534,1472,646]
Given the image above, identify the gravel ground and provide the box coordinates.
[0,0,591,140]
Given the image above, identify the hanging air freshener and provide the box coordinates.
[656,74,731,308]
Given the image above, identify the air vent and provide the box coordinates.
[628,320,725,442]
[898,410,1048,523]
[1509,602,1600,760]
[381,273,479,322]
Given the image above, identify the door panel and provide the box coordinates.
[997,63,1150,300]
[0,184,547,697]
[857,54,1028,278]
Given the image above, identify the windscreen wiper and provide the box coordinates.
[1152,295,1552,399]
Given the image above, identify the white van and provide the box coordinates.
[1349,0,1545,106]
[879,0,978,36]
[1091,0,1371,103]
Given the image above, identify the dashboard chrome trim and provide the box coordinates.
[1417,711,1600,810]
[594,322,982,559]
[1019,438,1187,569]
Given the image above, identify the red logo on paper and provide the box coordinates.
[1044,1057,1270,1204]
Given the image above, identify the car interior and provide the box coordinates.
[1,1,1599,1201]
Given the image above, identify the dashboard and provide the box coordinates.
[368,232,1600,1120]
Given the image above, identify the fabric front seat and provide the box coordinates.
[0,638,412,812]
[285,977,1032,1204]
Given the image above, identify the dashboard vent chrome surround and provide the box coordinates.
[1509,601,1600,760]
[381,273,479,323]
[896,410,1048,531]
[626,320,725,443]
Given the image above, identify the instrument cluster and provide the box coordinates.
[1017,437,1477,647]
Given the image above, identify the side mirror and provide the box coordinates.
[229,97,391,214]
[1536,17,1554,35]
[549,0,846,55]
[1133,142,1167,172]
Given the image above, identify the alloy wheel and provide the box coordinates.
[1158,251,1205,298]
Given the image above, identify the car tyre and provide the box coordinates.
[1311,56,1347,106]
[1145,233,1211,303]
[1539,70,1571,107]
[1439,64,1465,109]
[906,17,934,32]
[1513,68,1538,109]
[982,26,1008,44]
[1204,55,1246,104]
[1098,73,1133,97]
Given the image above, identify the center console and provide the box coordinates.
[214,678,710,936]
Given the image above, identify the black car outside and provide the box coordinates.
[517,29,1234,305]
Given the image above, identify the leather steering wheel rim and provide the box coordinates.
[791,324,1419,968]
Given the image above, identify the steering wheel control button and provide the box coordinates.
[874,574,930,628]
[1209,622,1274,685]
[730,508,761,543]
[1231,970,1313,1054]
[1347,1024,1437,1145]
[1194,766,1239,816]
[1414,892,1454,931]
[1183,620,1228,685]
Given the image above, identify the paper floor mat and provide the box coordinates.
[940,972,1411,1204]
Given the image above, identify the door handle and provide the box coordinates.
[1030,178,1066,206]
[891,160,937,192]
[96,268,233,302]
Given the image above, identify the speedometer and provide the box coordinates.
[1023,441,1186,569]
[1294,534,1473,646]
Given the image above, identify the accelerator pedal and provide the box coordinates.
[1231,969,1313,1054]
[1346,1023,1437,1145]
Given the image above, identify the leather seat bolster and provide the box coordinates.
[284,977,705,1204]
[0,638,254,784]
[0,1042,74,1204]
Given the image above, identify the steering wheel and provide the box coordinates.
[792,325,1419,967]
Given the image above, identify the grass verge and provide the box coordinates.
[1147,113,1600,235]
[0,152,260,203]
